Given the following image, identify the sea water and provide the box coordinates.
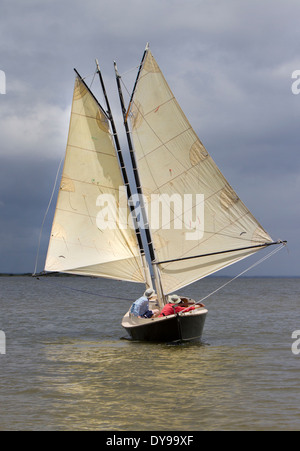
[0,275,299,431]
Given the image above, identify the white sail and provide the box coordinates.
[45,77,145,284]
[128,50,273,294]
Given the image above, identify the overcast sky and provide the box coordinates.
[0,0,298,276]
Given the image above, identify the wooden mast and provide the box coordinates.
[93,60,152,290]
[114,46,165,306]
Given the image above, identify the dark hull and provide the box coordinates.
[122,309,207,343]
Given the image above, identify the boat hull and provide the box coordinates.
[122,308,208,343]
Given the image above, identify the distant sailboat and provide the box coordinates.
[45,44,285,343]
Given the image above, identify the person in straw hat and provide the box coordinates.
[158,295,204,318]
[130,288,159,318]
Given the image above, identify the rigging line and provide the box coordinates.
[179,243,287,312]
[125,43,149,123]
[34,277,134,302]
[155,241,286,266]
[33,156,64,276]
[60,285,134,302]
[77,70,98,82]
[120,65,140,77]
[120,77,132,99]
[88,71,97,90]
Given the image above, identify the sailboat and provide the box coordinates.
[44,44,285,343]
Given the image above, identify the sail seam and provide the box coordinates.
[156,209,266,268]
[144,184,257,244]
[132,99,190,172]
[62,269,143,284]
[49,233,142,260]
[142,96,176,118]
[59,178,121,191]
[55,206,118,221]
[136,127,193,162]
[67,144,116,158]
[73,70,109,120]
[131,108,192,197]
[72,111,108,123]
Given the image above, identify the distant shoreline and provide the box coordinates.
[0,273,299,279]
[0,273,80,277]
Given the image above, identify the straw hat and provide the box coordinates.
[170,295,181,304]
[144,288,155,298]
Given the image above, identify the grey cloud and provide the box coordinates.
[0,0,298,275]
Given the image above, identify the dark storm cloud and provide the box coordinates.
[0,0,298,275]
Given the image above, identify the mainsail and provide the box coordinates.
[45,77,145,284]
[127,49,273,294]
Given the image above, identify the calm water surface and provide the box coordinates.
[0,276,299,431]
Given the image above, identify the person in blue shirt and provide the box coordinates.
[130,288,159,318]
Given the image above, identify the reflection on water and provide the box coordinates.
[41,340,211,430]
[0,276,300,431]
[38,336,297,431]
